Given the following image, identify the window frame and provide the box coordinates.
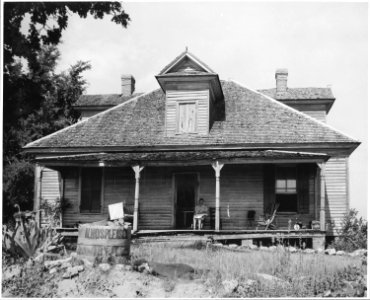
[176,101,198,134]
[78,167,104,214]
[275,166,298,213]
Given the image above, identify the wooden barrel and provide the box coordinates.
[76,225,131,263]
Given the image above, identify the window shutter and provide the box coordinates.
[263,165,275,215]
[81,168,102,213]
[297,165,309,214]
[178,103,196,133]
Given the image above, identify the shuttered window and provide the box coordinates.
[275,167,298,212]
[80,168,102,213]
[178,103,196,133]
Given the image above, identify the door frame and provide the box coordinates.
[172,172,200,229]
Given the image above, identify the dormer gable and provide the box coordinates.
[156,49,224,136]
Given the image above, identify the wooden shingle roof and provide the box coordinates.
[24,81,359,152]
[258,87,335,100]
[75,93,142,107]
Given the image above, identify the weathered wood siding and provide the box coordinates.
[62,168,135,226]
[166,88,209,136]
[59,163,344,232]
[288,104,327,123]
[40,168,61,226]
[325,157,349,234]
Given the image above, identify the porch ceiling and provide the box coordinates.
[36,149,329,167]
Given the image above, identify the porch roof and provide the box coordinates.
[36,150,329,166]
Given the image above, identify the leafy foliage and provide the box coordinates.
[3,3,130,223]
[332,209,367,252]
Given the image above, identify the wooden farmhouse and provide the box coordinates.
[24,50,360,248]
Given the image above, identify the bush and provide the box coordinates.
[3,160,35,223]
[332,209,367,252]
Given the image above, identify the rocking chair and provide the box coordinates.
[257,203,279,230]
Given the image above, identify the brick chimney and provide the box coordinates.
[121,74,135,97]
[275,69,288,97]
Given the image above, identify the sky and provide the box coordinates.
[54,2,368,217]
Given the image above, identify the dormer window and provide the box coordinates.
[156,49,224,137]
[178,102,197,133]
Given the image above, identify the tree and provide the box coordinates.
[3,2,130,221]
[4,2,130,162]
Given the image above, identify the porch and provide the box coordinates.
[35,149,329,235]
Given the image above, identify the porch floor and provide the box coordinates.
[134,229,325,241]
[56,227,325,243]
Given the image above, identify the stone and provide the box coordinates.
[325,248,336,255]
[99,263,111,272]
[255,273,288,287]
[62,266,81,279]
[213,243,223,247]
[316,248,325,254]
[57,279,77,297]
[222,279,239,294]
[336,250,346,256]
[249,244,258,250]
[351,249,367,256]
[60,262,72,269]
[259,246,268,251]
[49,268,58,274]
[267,246,277,251]
[228,244,238,248]
[81,258,93,268]
[241,240,253,247]
[115,264,125,271]
[303,249,315,254]
[125,265,133,271]
[288,246,297,253]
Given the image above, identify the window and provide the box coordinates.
[275,167,297,212]
[178,102,196,133]
[80,168,102,213]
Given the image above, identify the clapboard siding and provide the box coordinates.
[166,89,209,135]
[287,104,327,123]
[325,157,349,234]
[301,110,326,123]
[59,163,345,232]
[139,167,173,229]
[218,165,264,230]
[40,168,61,226]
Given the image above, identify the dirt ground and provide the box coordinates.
[2,262,210,298]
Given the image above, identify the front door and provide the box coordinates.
[175,173,198,229]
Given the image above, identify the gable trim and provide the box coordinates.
[159,51,214,75]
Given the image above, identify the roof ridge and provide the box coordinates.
[230,80,360,144]
[24,89,160,148]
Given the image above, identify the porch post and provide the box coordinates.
[33,164,43,226]
[212,161,224,232]
[319,163,326,231]
[132,165,144,233]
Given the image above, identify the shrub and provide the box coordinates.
[3,160,35,223]
[332,209,367,252]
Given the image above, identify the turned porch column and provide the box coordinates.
[318,163,326,231]
[212,161,224,232]
[132,165,144,232]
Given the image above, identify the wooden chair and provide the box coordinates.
[257,203,279,230]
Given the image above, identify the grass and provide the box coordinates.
[131,241,367,297]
